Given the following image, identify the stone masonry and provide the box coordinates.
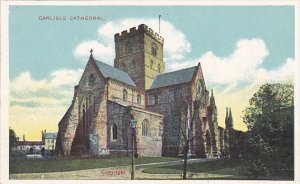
[56,24,227,158]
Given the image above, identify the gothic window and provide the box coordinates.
[142,119,150,137]
[158,122,163,136]
[82,105,86,134]
[148,94,156,105]
[137,94,141,105]
[123,89,128,101]
[151,43,158,56]
[132,59,136,68]
[112,124,117,140]
[158,64,161,73]
[88,93,95,112]
[197,80,202,98]
[125,41,132,54]
[88,73,95,86]
[150,60,154,69]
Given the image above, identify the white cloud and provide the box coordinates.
[74,40,114,64]
[10,72,47,93]
[169,38,294,132]
[171,38,269,86]
[49,69,83,88]
[73,18,191,64]
[10,69,83,106]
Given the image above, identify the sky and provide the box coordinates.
[9,5,295,140]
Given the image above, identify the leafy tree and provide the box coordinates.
[9,127,18,153]
[243,83,294,178]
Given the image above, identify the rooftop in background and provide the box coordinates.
[93,57,136,87]
[150,66,197,89]
[16,141,43,146]
[42,132,57,139]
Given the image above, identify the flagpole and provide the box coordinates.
[159,15,161,33]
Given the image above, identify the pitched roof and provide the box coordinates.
[93,58,136,87]
[150,66,197,89]
[43,132,57,139]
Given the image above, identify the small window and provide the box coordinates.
[112,124,117,140]
[149,94,156,105]
[158,122,163,136]
[123,89,128,100]
[125,41,132,54]
[158,64,161,73]
[137,94,141,105]
[150,60,154,69]
[142,119,150,137]
[132,60,136,68]
[151,43,158,56]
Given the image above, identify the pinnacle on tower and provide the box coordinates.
[226,107,228,118]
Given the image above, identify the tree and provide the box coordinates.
[170,94,205,180]
[9,127,18,153]
[243,83,294,178]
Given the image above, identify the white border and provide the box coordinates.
[1,1,299,184]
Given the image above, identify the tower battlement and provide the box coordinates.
[114,24,164,44]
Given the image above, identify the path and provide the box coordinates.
[10,157,232,180]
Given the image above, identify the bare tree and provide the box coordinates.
[169,92,205,179]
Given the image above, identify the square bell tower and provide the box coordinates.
[114,24,164,90]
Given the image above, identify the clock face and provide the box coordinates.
[88,74,95,86]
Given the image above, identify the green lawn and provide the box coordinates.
[142,159,241,174]
[142,159,294,180]
[10,156,180,174]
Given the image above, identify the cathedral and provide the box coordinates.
[56,24,230,158]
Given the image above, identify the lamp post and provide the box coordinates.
[129,119,137,180]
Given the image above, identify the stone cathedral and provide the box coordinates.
[56,24,230,158]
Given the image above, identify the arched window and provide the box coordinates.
[151,43,158,56]
[125,41,132,54]
[123,89,128,100]
[82,104,86,134]
[158,122,163,136]
[112,124,117,140]
[88,93,95,112]
[132,59,136,68]
[158,64,161,73]
[137,94,141,105]
[142,119,150,137]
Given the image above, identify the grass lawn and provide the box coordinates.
[142,159,241,174]
[10,156,180,174]
[142,159,294,180]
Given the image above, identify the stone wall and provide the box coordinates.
[114,24,164,90]
[130,107,163,157]
[107,79,145,109]
[107,101,163,157]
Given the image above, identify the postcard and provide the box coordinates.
[0,1,299,184]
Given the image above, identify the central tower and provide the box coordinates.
[114,24,164,90]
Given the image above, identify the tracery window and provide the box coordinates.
[142,119,150,137]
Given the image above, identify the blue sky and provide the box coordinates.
[9,5,295,140]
